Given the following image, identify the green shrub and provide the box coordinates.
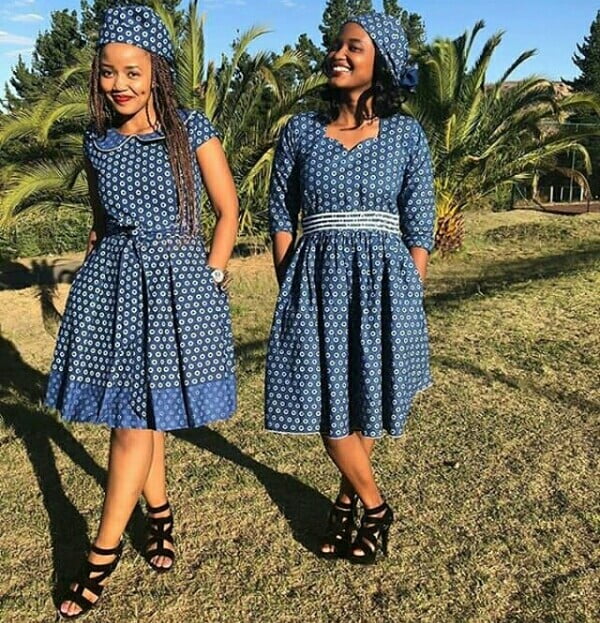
[3,208,90,261]
[491,185,515,212]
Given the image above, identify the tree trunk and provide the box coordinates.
[434,211,465,254]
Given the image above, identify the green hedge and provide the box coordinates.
[0,208,90,262]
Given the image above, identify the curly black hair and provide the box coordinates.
[320,46,410,127]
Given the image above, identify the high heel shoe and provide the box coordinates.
[319,495,359,559]
[348,501,394,565]
[58,541,123,619]
[145,501,175,573]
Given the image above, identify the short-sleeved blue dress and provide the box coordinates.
[45,110,236,431]
[265,112,435,438]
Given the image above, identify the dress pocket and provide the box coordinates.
[199,260,229,301]
[410,257,424,286]
[403,252,424,297]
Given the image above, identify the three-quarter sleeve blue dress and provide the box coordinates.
[265,112,435,439]
[45,110,236,431]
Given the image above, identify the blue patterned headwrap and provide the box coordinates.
[98,6,176,75]
[345,12,418,92]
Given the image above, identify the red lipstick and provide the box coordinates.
[112,95,133,105]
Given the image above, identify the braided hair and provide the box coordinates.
[321,47,407,127]
[89,51,198,236]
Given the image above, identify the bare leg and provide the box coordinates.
[142,431,167,507]
[320,432,383,555]
[323,432,382,507]
[142,431,174,570]
[337,433,376,503]
[60,428,154,618]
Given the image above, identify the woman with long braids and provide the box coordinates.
[45,6,238,618]
[265,12,435,564]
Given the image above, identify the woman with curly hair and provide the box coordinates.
[265,12,435,564]
[45,6,238,617]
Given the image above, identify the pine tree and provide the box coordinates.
[319,0,352,50]
[296,33,325,73]
[3,57,40,110]
[567,10,600,93]
[32,10,85,78]
[565,11,600,200]
[383,0,426,49]
[4,9,85,110]
[350,0,373,15]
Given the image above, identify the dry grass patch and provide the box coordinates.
[0,210,599,622]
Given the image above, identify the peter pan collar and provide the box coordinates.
[92,109,194,152]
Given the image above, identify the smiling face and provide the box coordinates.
[325,22,376,92]
[99,42,153,116]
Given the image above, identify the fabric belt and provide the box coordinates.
[106,221,183,242]
[302,211,400,235]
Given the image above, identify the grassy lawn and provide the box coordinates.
[0,209,599,622]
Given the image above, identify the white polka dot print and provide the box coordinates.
[265,112,435,438]
[45,110,236,431]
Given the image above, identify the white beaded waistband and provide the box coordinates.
[302,211,400,235]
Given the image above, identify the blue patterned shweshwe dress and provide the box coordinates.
[265,112,436,439]
[45,110,236,431]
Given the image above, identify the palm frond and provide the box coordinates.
[409,20,597,250]
[176,0,205,108]
[0,158,86,227]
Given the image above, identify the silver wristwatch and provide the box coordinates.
[210,268,225,285]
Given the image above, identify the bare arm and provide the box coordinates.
[410,247,429,283]
[84,157,105,258]
[196,137,239,270]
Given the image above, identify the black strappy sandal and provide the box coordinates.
[145,501,175,573]
[348,501,394,565]
[319,495,359,559]
[58,541,123,620]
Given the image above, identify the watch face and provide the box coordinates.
[211,269,225,283]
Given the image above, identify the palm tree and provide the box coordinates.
[155,0,326,235]
[0,83,90,225]
[405,22,600,252]
[0,0,323,243]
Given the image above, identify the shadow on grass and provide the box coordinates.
[0,333,147,605]
[427,242,600,309]
[1,258,72,338]
[434,354,600,414]
[235,337,269,369]
[175,427,331,556]
[181,338,332,554]
[0,257,79,291]
[2,328,328,616]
